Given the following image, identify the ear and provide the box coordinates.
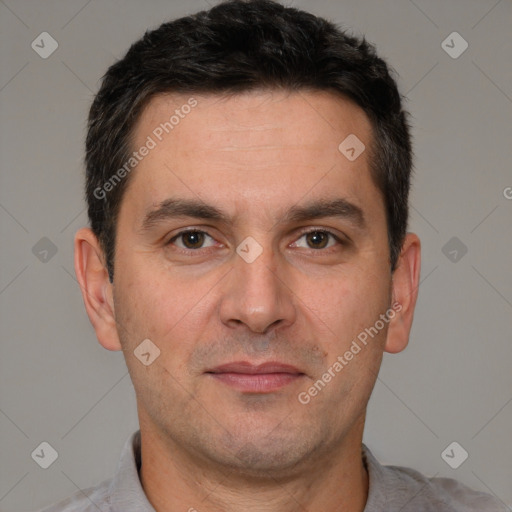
[74,227,122,351]
[384,233,421,354]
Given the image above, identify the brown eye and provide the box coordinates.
[305,231,330,249]
[181,231,205,249]
[289,229,345,252]
[169,230,216,250]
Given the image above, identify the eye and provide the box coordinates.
[166,228,344,254]
[168,230,217,250]
[291,229,341,250]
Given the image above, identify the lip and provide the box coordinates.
[208,361,303,375]
[206,361,305,393]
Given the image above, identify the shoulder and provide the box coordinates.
[362,445,507,512]
[387,465,506,511]
[34,431,153,512]
[33,478,111,512]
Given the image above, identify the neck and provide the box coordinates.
[138,417,369,512]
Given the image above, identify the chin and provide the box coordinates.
[212,428,322,479]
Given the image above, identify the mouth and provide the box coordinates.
[205,361,306,393]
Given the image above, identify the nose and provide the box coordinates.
[219,243,297,335]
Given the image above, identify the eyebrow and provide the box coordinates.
[140,197,366,232]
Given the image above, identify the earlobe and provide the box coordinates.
[384,233,421,354]
[74,227,122,351]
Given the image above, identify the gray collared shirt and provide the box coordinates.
[36,430,507,511]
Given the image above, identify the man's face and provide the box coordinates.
[111,90,394,475]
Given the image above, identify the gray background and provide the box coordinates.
[0,0,511,510]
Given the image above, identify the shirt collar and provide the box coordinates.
[108,431,385,511]
[362,443,388,510]
[108,430,156,511]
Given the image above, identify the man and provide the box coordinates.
[39,0,505,510]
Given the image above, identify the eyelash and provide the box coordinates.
[166,228,346,255]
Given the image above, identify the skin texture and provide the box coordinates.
[75,89,421,512]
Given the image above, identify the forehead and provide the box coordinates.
[124,89,381,225]
[135,89,372,160]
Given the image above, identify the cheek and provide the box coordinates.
[114,256,220,357]
[297,265,390,346]
[113,266,208,399]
